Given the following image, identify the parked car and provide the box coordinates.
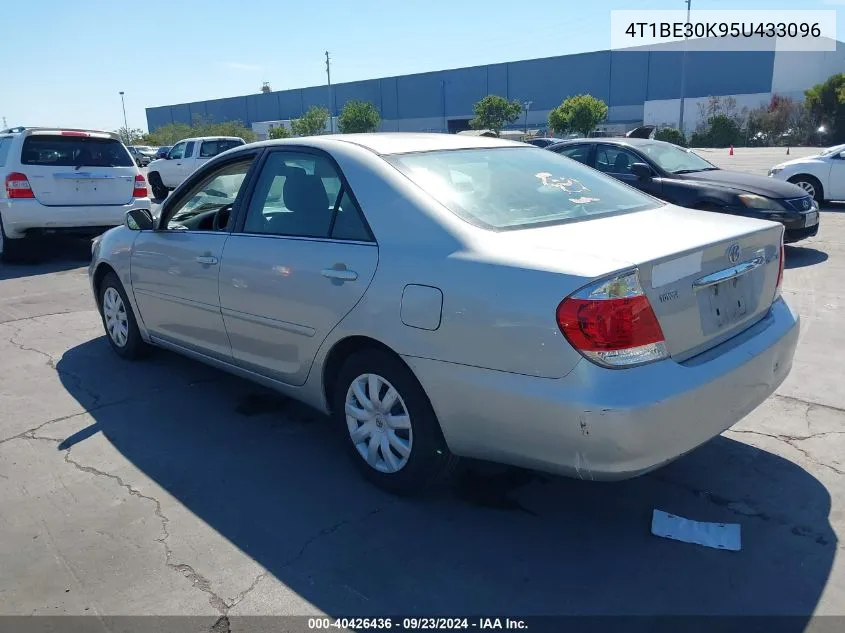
[526,137,563,148]
[0,127,151,262]
[154,146,172,160]
[127,145,153,167]
[546,137,819,243]
[146,136,246,199]
[768,143,845,203]
[90,133,798,495]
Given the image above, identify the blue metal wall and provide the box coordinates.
[146,49,776,131]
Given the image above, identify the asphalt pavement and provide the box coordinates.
[0,149,843,630]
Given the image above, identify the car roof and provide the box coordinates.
[179,136,244,142]
[548,137,673,151]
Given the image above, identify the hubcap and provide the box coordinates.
[102,287,129,347]
[796,181,816,198]
[344,373,413,474]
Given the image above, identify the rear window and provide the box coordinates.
[21,136,134,167]
[385,147,660,230]
[200,139,244,158]
[0,137,12,167]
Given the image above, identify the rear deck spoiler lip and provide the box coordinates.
[2,127,119,140]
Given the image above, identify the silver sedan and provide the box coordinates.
[89,133,799,495]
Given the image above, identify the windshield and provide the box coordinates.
[21,135,134,168]
[637,143,717,174]
[385,147,661,230]
[820,144,845,156]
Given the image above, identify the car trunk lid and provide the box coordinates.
[507,204,784,361]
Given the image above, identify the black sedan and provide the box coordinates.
[546,138,820,243]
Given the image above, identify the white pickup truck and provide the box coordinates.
[146,136,245,199]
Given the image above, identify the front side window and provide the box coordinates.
[183,141,196,159]
[242,151,370,240]
[595,145,641,175]
[20,136,134,167]
[169,142,186,160]
[385,147,660,231]
[166,160,253,231]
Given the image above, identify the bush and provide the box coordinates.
[654,127,686,146]
[144,115,257,146]
[689,115,742,148]
[338,101,381,134]
[549,94,608,137]
[268,126,290,139]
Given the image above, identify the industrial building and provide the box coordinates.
[146,39,845,139]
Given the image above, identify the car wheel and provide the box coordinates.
[332,349,459,495]
[0,215,35,264]
[98,272,148,360]
[148,172,168,200]
[788,175,824,202]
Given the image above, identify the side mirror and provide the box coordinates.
[125,208,154,231]
[838,151,845,160]
[631,162,652,180]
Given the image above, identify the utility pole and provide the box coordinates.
[523,100,533,134]
[325,51,334,133]
[119,91,129,143]
[678,0,691,134]
[1,116,6,129]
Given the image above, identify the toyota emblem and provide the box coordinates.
[727,244,741,264]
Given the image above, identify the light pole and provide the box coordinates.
[325,52,334,133]
[523,100,533,134]
[678,0,691,134]
[118,91,129,143]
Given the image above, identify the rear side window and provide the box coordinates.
[184,141,196,158]
[20,136,133,167]
[200,139,244,158]
[0,137,11,167]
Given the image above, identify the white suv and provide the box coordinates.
[0,127,151,262]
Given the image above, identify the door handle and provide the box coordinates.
[321,268,358,281]
[195,255,219,265]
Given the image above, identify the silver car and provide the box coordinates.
[89,133,799,495]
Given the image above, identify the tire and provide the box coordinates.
[0,215,35,263]
[98,272,149,360]
[332,349,459,495]
[148,172,169,200]
[788,175,824,203]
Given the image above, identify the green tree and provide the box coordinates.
[290,106,330,136]
[654,127,686,146]
[116,126,146,145]
[268,126,291,139]
[143,115,257,146]
[469,95,523,136]
[548,94,608,137]
[338,100,381,134]
[804,73,845,143]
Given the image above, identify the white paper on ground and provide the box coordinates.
[651,509,741,551]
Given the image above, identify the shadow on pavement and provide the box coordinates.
[784,245,828,269]
[0,238,91,280]
[54,338,835,623]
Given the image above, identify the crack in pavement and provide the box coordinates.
[0,309,88,326]
[7,320,102,409]
[774,393,845,416]
[726,428,845,477]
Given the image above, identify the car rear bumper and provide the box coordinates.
[404,297,799,480]
[0,198,151,239]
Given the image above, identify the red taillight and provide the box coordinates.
[5,172,34,199]
[556,270,668,368]
[60,130,89,137]
[132,174,148,198]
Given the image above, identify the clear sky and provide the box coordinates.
[1,0,841,133]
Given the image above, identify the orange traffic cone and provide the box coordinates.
[729,145,734,156]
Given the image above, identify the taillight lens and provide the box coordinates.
[5,172,34,199]
[774,240,785,299]
[132,174,148,198]
[556,270,668,368]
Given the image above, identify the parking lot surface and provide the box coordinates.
[1,150,844,628]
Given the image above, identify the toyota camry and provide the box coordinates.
[89,133,799,495]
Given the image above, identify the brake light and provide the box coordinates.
[5,172,34,199]
[132,174,148,198]
[556,270,668,368]
[60,130,89,137]
[774,240,785,299]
